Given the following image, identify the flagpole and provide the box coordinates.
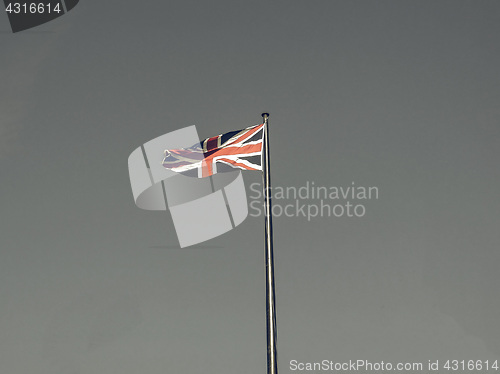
[262,112,278,374]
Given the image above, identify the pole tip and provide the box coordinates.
[261,113,270,119]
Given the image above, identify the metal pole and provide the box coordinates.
[261,112,278,374]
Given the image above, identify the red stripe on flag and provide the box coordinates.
[201,159,213,178]
[217,158,257,171]
[206,136,219,152]
[211,143,262,157]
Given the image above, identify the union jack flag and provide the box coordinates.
[162,124,264,178]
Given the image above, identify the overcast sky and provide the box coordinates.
[1,1,500,373]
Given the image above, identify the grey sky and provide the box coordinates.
[1,1,500,373]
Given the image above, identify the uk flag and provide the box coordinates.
[162,124,264,178]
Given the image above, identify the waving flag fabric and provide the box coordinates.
[162,124,264,178]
